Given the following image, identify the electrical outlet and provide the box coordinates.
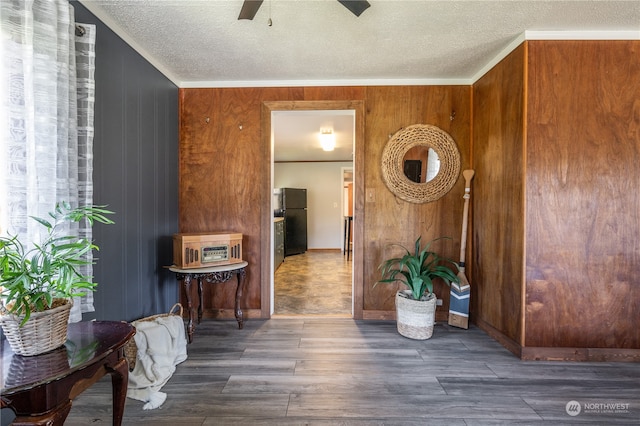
[436,298,443,306]
[366,188,375,202]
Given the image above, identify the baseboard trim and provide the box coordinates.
[200,308,262,320]
[474,317,640,362]
[520,346,640,362]
[271,313,352,319]
[474,317,523,358]
[363,310,394,320]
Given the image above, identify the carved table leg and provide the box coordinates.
[182,274,195,344]
[108,357,129,426]
[197,276,204,324]
[235,268,246,329]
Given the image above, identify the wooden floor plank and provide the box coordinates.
[241,347,424,361]
[173,358,296,376]
[200,418,467,426]
[486,362,640,380]
[293,359,499,378]
[439,377,640,397]
[222,374,445,395]
[287,394,542,420]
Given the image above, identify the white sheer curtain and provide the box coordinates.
[0,0,96,322]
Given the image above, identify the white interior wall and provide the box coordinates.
[275,162,352,249]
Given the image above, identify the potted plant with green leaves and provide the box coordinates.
[0,202,114,356]
[377,236,459,340]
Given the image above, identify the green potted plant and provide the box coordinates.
[0,202,114,356]
[377,236,459,340]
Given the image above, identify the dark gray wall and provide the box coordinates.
[73,2,179,322]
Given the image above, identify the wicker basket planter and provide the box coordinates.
[395,290,437,340]
[0,300,72,356]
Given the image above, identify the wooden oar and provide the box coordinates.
[458,169,475,285]
[448,169,474,329]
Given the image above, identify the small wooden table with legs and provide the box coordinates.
[1,321,135,425]
[169,261,248,343]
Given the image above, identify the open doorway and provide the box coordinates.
[260,100,365,320]
[271,110,354,316]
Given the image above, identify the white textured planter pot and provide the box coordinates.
[395,290,437,340]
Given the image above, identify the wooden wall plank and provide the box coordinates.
[525,40,640,348]
[472,45,526,344]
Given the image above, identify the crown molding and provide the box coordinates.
[179,78,473,89]
[525,30,640,40]
[471,30,640,83]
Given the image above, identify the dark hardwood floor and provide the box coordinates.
[11,251,632,425]
[61,317,640,425]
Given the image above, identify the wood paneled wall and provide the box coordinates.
[524,41,640,355]
[178,86,471,320]
[472,45,526,349]
[362,86,472,319]
[179,88,306,316]
[473,40,640,361]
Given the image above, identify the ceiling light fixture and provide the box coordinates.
[320,129,335,152]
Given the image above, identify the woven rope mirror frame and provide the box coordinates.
[381,124,461,204]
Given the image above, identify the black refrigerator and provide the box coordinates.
[274,188,307,256]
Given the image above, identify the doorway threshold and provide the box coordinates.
[271,313,352,319]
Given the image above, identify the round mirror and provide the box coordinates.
[402,146,440,183]
[381,124,460,203]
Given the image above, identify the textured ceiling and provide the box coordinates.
[77,0,640,161]
[79,0,640,87]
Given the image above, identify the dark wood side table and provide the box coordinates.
[169,261,248,343]
[1,321,135,426]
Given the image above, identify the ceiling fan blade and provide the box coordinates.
[338,0,371,17]
[238,0,264,20]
